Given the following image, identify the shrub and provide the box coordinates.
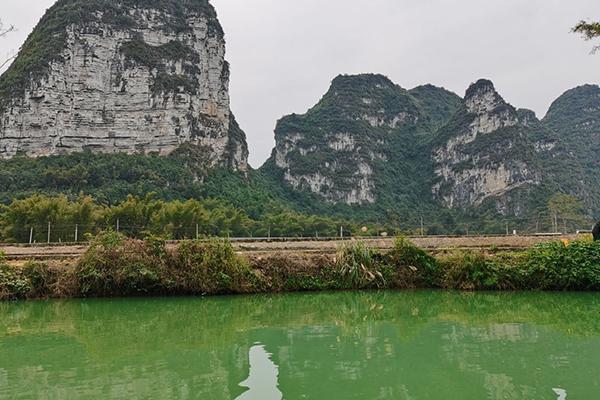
[22,261,52,297]
[437,250,526,290]
[335,241,388,289]
[385,237,440,287]
[173,239,250,294]
[524,241,600,290]
[0,254,31,300]
[76,231,164,296]
[22,261,77,298]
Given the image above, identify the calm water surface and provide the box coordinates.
[1,291,599,399]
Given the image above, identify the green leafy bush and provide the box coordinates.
[525,241,600,290]
[76,231,164,296]
[386,237,439,287]
[0,254,32,300]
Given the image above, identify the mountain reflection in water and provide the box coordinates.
[0,291,599,399]
[236,345,283,400]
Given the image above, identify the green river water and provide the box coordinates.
[1,291,599,399]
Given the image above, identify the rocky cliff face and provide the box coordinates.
[432,79,540,210]
[0,0,248,171]
[266,74,460,205]
[265,75,600,220]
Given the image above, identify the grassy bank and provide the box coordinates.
[1,234,600,300]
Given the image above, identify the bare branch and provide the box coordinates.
[0,19,17,73]
[0,19,16,38]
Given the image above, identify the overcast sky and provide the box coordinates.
[2,0,600,167]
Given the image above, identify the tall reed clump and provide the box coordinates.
[335,241,389,289]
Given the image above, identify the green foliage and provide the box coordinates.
[524,241,600,290]
[76,232,164,296]
[541,85,600,218]
[0,189,371,243]
[386,237,439,286]
[120,40,199,68]
[76,233,250,297]
[547,193,586,233]
[573,20,600,52]
[21,261,62,298]
[0,194,100,243]
[409,84,462,129]
[4,238,600,299]
[174,240,250,293]
[0,261,31,300]
[438,251,516,290]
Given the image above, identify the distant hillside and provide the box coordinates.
[261,74,600,231]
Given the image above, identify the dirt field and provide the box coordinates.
[0,234,580,263]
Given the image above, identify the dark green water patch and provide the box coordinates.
[0,291,599,399]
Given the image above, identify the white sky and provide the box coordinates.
[2,0,600,167]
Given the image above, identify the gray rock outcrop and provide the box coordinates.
[0,0,248,171]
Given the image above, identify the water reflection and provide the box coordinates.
[236,345,282,400]
[0,291,599,399]
[553,388,567,399]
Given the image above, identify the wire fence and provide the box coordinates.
[1,219,594,246]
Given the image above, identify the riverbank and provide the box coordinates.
[0,234,579,261]
[1,232,599,300]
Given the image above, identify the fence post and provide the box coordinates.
[196,224,199,240]
[47,222,51,244]
[75,224,79,243]
[116,219,120,232]
[29,227,34,245]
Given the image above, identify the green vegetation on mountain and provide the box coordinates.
[261,74,598,233]
[408,84,463,129]
[540,85,600,216]
[261,74,450,228]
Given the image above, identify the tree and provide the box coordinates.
[573,20,600,52]
[547,194,586,234]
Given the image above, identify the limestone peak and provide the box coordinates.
[465,79,511,115]
[0,0,248,171]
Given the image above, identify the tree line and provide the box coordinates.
[0,194,395,243]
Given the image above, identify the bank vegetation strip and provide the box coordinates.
[0,234,580,261]
[1,232,599,300]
